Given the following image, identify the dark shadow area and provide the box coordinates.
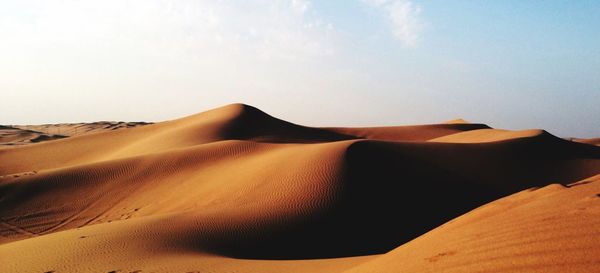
[220,104,356,143]
[181,134,600,260]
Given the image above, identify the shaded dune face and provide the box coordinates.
[342,174,600,273]
[325,123,491,142]
[195,140,497,259]
[176,139,600,259]
[216,104,355,143]
[1,103,600,272]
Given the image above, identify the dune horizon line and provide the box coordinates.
[1,102,599,273]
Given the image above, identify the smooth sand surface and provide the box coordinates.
[1,103,599,273]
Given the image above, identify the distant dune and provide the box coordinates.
[572,137,600,146]
[0,125,67,147]
[1,104,599,273]
[429,128,548,143]
[0,122,150,147]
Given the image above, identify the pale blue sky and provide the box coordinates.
[1,1,599,137]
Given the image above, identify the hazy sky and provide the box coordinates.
[1,1,599,137]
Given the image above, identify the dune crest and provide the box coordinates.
[325,123,490,142]
[572,137,600,146]
[1,104,599,273]
[444,118,469,124]
[429,128,550,143]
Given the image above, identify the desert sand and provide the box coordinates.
[0,122,149,147]
[1,103,599,273]
[572,137,600,146]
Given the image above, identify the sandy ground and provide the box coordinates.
[1,103,599,273]
[0,122,150,147]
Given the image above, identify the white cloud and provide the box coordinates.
[363,0,424,48]
[291,0,311,15]
[0,0,333,65]
[387,1,423,47]
[0,0,342,122]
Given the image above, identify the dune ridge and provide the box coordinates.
[1,103,599,273]
[429,128,549,143]
[0,122,150,147]
[325,122,491,142]
[0,125,67,147]
[573,137,600,146]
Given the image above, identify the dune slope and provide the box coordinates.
[344,174,600,273]
[1,103,599,273]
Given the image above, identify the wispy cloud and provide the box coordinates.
[0,0,334,65]
[364,0,425,48]
[291,0,311,15]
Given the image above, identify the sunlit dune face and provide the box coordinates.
[1,104,599,273]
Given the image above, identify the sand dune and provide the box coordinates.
[444,118,469,124]
[429,128,548,143]
[344,174,600,273]
[0,104,352,175]
[0,122,149,147]
[0,125,66,147]
[573,137,600,146]
[1,104,599,273]
[325,123,490,142]
[13,121,151,138]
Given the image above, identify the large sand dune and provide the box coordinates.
[1,104,599,273]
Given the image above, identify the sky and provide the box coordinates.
[1,0,599,137]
